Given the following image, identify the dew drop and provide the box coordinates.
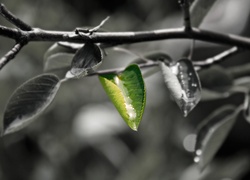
[194,156,200,163]
[195,149,202,156]
[183,110,188,117]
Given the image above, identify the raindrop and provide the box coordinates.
[194,156,200,163]
[196,149,202,156]
[183,134,196,152]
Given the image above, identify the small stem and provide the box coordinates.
[0,3,32,31]
[179,0,192,31]
[193,46,240,66]
[0,43,25,70]
[89,62,158,76]
[89,16,110,33]
[188,40,195,59]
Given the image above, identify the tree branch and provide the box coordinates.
[1,27,249,50]
[0,43,25,70]
[0,3,32,31]
[1,3,250,71]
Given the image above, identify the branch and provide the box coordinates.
[193,46,240,67]
[1,3,250,71]
[179,0,191,30]
[1,28,249,50]
[0,43,24,70]
[89,61,158,76]
[0,3,32,31]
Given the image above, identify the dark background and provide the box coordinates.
[1,0,250,179]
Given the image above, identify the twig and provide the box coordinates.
[0,3,32,31]
[188,40,195,59]
[193,46,239,66]
[0,43,24,70]
[89,16,110,33]
[179,0,192,31]
[89,61,158,76]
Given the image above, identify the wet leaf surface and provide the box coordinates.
[195,105,240,170]
[159,59,201,116]
[99,64,146,131]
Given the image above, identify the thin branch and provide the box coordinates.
[193,46,240,66]
[89,61,158,76]
[0,3,32,31]
[89,16,110,33]
[179,0,192,30]
[188,40,195,59]
[0,25,19,39]
[0,43,25,70]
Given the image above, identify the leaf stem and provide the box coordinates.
[193,46,240,67]
[89,62,158,76]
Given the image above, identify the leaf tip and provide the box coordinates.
[129,123,139,131]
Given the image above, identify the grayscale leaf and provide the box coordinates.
[44,43,76,63]
[159,59,201,116]
[67,42,103,78]
[201,89,229,101]
[198,65,233,92]
[190,0,218,27]
[3,74,61,135]
[243,91,250,123]
[44,53,74,72]
[195,105,240,171]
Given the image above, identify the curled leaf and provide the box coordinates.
[67,42,103,78]
[99,64,146,131]
[194,105,240,170]
[159,58,201,116]
[3,74,61,135]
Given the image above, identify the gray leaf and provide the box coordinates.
[67,42,103,78]
[44,42,79,73]
[159,59,201,116]
[195,105,240,171]
[190,0,218,27]
[3,74,61,135]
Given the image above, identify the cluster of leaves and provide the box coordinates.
[2,0,250,175]
[4,38,250,172]
[2,41,202,134]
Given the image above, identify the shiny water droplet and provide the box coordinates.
[194,156,200,163]
[196,149,202,156]
[191,83,197,87]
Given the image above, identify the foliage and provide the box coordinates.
[1,0,250,180]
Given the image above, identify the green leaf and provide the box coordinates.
[66,42,103,78]
[194,105,240,171]
[3,74,61,135]
[99,64,146,131]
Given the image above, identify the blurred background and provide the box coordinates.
[1,0,250,179]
